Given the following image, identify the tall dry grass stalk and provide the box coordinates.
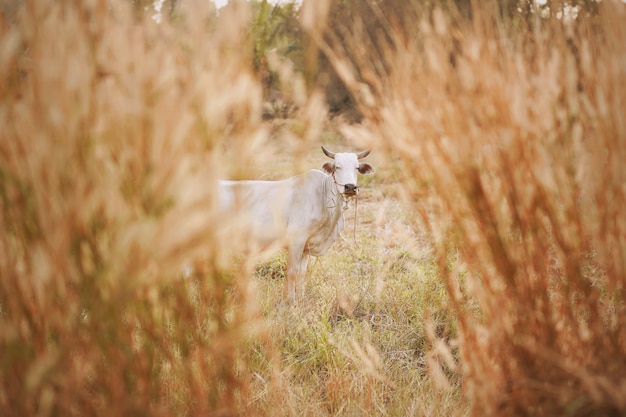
[312,0,626,415]
[0,1,282,415]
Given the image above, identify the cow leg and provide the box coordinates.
[297,254,309,298]
[285,241,307,302]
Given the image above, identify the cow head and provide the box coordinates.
[321,146,375,196]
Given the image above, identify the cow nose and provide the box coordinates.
[344,184,358,193]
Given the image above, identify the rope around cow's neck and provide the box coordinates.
[332,175,360,247]
[353,193,359,247]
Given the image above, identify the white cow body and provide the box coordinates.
[218,147,374,301]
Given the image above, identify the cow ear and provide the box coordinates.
[358,162,375,175]
[322,162,335,174]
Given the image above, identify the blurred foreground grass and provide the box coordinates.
[2,1,625,417]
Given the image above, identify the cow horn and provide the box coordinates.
[321,146,336,159]
[356,149,371,159]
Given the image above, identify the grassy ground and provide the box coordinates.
[235,133,465,416]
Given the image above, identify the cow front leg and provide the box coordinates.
[297,254,309,299]
[285,241,306,303]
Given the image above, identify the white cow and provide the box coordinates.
[219,146,375,301]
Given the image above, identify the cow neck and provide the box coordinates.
[325,174,348,212]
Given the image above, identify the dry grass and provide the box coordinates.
[313,0,626,416]
[2,1,625,417]
[0,1,455,416]
[0,1,268,415]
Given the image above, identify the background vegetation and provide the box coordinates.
[1,0,624,416]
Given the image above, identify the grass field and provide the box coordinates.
[240,135,462,416]
[1,1,625,416]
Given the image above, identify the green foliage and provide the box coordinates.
[248,1,303,93]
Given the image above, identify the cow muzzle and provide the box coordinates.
[343,184,358,196]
